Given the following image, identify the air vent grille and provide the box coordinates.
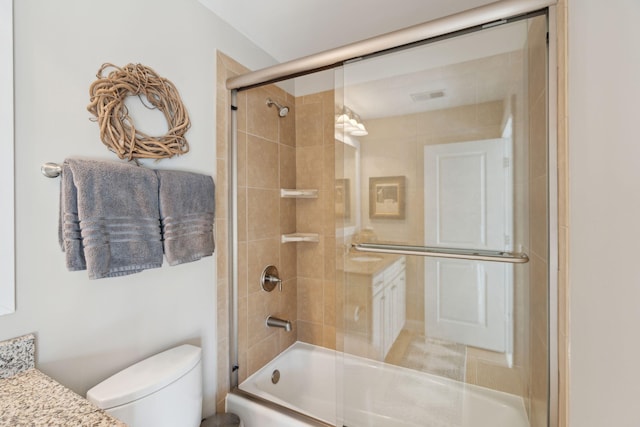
[410,90,445,102]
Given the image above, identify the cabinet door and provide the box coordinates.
[395,271,406,339]
[384,284,396,357]
[372,289,386,360]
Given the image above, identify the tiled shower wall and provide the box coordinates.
[216,52,298,411]
[294,90,338,350]
[235,85,298,380]
[215,52,234,413]
[216,54,338,411]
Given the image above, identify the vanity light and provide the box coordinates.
[335,106,368,136]
[335,110,350,129]
[351,123,368,136]
[350,113,368,136]
[345,117,360,133]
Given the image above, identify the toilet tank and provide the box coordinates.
[87,344,202,427]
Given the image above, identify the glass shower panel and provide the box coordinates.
[337,14,548,427]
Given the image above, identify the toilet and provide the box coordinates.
[87,344,203,427]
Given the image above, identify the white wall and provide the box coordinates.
[569,1,640,426]
[0,0,277,417]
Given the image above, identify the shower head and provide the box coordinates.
[266,98,289,117]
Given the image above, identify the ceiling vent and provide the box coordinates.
[410,90,445,102]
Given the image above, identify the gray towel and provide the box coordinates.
[156,169,215,266]
[59,159,163,279]
[59,164,85,271]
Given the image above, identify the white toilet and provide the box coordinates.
[87,344,203,427]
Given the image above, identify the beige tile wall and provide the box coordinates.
[216,52,298,411]
[239,84,298,381]
[216,57,341,412]
[215,51,236,413]
[294,90,338,350]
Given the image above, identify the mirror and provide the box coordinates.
[336,133,360,237]
[0,0,15,316]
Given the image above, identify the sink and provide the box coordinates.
[349,256,383,263]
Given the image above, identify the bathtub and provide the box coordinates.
[226,341,529,427]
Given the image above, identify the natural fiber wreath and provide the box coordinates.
[87,63,190,160]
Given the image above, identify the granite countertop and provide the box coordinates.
[342,252,403,276]
[0,368,126,427]
[0,334,35,379]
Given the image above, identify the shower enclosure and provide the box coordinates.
[224,2,557,426]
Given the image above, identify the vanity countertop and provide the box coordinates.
[342,252,403,276]
[0,368,126,427]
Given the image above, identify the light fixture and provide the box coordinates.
[351,123,368,136]
[345,117,360,133]
[350,113,368,136]
[335,106,368,137]
[335,108,350,129]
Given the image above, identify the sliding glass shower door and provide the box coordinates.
[336,12,550,427]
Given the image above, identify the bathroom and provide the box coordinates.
[1,1,639,427]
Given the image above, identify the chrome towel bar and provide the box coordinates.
[41,160,142,178]
[41,162,62,178]
[352,242,529,264]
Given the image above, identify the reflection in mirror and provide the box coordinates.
[339,17,549,421]
[0,0,15,315]
[335,134,360,237]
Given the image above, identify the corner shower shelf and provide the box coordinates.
[281,233,320,244]
[280,189,318,199]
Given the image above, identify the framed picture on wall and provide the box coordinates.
[369,176,406,219]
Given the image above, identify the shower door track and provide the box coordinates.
[226,0,557,91]
[352,243,530,263]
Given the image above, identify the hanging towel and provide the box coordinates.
[156,169,215,266]
[59,164,85,272]
[59,158,163,279]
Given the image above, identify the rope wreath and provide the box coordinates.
[87,63,190,160]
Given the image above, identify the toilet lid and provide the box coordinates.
[87,344,201,409]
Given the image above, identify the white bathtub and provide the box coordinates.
[226,341,529,427]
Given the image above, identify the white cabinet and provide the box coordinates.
[371,287,386,359]
[344,255,406,361]
[371,257,406,360]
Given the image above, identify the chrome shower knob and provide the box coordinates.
[260,265,282,292]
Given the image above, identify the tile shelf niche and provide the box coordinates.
[281,233,320,244]
[280,188,320,244]
[280,188,318,198]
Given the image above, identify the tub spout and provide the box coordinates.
[266,316,292,332]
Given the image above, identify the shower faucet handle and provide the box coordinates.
[261,265,283,292]
[265,274,283,292]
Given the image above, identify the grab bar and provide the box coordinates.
[352,243,529,264]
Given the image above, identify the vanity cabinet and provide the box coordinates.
[344,255,406,361]
[371,257,406,359]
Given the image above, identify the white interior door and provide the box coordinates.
[424,139,512,353]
